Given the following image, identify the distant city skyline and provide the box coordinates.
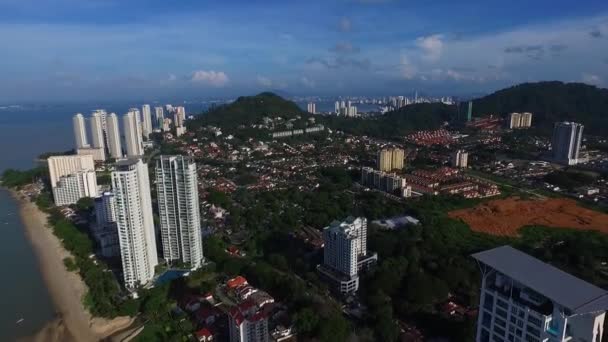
[0,0,607,102]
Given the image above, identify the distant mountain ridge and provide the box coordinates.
[189,82,608,138]
[472,81,608,135]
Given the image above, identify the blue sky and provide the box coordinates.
[1,0,607,102]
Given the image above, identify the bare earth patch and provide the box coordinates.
[448,197,608,237]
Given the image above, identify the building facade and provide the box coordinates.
[228,302,270,342]
[106,113,123,159]
[47,154,95,188]
[111,159,158,289]
[123,111,144,157]
[156,155,204,269]
[90,112,107,161]
[52,170,98,206]
[551,122,584,165]
[142,104,153,138]
[473,246,607,342]
[452,150,469,168]
[94,192,120,258]
[319,217,377,294]
[377,148,405,171]
[307,102,316,114]
[73,113,89,149]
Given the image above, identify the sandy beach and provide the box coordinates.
[12,191,134,342]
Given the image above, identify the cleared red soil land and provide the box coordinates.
[448,197,608,237]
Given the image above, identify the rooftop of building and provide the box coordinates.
[472,245,608,314]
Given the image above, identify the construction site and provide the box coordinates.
[448,197,608,237]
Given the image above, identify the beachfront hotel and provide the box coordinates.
[155,155,204,269]
[111,159,158,289]
[47,154,98,206]
[472,246,608,342]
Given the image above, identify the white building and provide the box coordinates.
[319,217,377,294]
[73,113,89,149]
[452,150,469,168]
[123,111,144,157]
[307,102,316,114]
[142,104,153,138]
[52,170,98,206]
[229,302,270,342]
[520,112,533,128]
[473,246,608,342]
[106,113,123,159]
[90,112,107,161]
[508,113,522,129]
[551,122,584,165]
[47,154,95,188]
[92,109,108,147]
[111,159,158,289]
[156,156,204,269]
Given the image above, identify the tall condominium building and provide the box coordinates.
[73,113,89,149]
[472,246,608,342]
[47,154,95,188]
[229,301,270,342]
[123,111,144,157]
[53,170,98,206]
[141,104,153,138]
[106,113,123,159]
[452,150,469,168]
[92,109,108,147]
[111,159,158,289]
[90,112,107,161]
[154,107,164,129]
[94,192,120,257]
[307,102,316,114]
[377,147,405,171]
[509,112,533,129]
[508,112,522,129]
[334,101,340,114]
[156,156,204,269]
[318,217,377,294]
[552,122,584,165]
[520,112,533,128]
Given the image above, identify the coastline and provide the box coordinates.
[9,189,133,342]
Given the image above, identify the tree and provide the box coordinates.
[76,197,95,212]
[294,307,320,335]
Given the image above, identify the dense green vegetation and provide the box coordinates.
[321,103,456,138]
[473,81,608,135]
[544,170,597,190]
[1,167,46,188]
[189,92,307,131]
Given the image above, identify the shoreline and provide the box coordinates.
[9,189,133,342]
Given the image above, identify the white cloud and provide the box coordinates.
[257,75,273,87]
[399,55,417,79]
[167,73,177,81]
[190,70,229,87]
[416,34,444,62]
[582,73,603,85]
[300,76,316,88]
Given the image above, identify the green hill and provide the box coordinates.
[473,81,608,135]
[189,92,307,131]
[322,103,456,138]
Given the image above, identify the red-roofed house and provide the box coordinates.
[195,327,214,342]
[227,276,248,290]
